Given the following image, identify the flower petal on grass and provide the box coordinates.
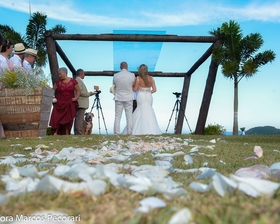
[230,174,280,198]
[196,168,216,180]
[0,156,17,164]
[184,155,193,165]
[237,182,261,198]
[189,182,211,193]
[234,165,271,179]
[14,164,38,178]
[87,179,107,195]
[134,196,166,213]
[212,173,237,197]
[168,208,192,224]
[254,146,263,158]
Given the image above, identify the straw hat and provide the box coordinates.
[109,84,115,95]
[25,48,38,57]
[14,43,26,54]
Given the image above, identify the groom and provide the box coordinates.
[113,61,135,134]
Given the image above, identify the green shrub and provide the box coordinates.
[204,123,226,135]
[46,127,52,135]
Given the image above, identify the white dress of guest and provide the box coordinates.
[10,54,22,67]
[0,54,12,72]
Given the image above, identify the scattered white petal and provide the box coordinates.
[189,182,210,193]
[134,196,166,213]
[234,165,270,179]
[237,182,261,198]
[196,168,216,179]
[168,208,192,224]
[0,156,17,164]
[209,139,216,143]
[184,155,193,165]
[230,174,280,198]
[212,173,237,197]
[12,154,25,157]
[254,146,263,158]
[270,162,280,172]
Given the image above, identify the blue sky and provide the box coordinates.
[0,0,279,134]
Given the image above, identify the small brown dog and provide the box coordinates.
[83,112,94,135]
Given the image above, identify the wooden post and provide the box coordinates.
[194,39,223,135]
[175,44,215,134]
[175,74,191,134]
[45,31,59,85]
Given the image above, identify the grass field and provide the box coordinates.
[0,134,280,224]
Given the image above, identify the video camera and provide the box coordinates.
[94,85,101,94]
[173,92,181,98]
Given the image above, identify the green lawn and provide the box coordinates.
[0,134,280,224]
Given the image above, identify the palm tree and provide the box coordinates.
[25,12,66,67]
[209,20,276,135]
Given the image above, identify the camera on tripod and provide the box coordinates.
[173,92,181,98]
[94,86,101,94]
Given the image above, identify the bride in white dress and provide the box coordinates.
[130,64,162,135]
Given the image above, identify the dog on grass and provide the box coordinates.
[83,112,94,135]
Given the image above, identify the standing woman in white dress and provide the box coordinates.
[131,64,162,135]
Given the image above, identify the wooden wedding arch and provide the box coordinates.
[45,31,223,135]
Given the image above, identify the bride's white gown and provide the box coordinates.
[131,86,162,135]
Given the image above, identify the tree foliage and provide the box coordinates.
[209,20,276,135]
[1,11,66,67]
[25,12,66,67]
[0,25,26,45]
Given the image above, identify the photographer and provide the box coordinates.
[74,69,95,135]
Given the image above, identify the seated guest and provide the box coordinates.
[23,48,38,71]
[10,43,26,67]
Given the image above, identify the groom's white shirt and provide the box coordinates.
[113,69,135,134]
[113,69,135,101]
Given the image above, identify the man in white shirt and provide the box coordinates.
[23,48,38,72]
[10,43,26,68]
[113,61,135,135]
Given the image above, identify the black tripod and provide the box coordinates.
[165,92,192,134]
[90,90,108,135]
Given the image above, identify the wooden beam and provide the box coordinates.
[55,41,76,78]
[175,43,215,134]
[45,33,59,84]
[84,71,186,77]
[50,33,220,43]
[195,39,224,135]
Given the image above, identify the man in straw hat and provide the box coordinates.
[10,43,26,67]
[23,48,38,71]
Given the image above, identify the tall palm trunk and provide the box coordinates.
[233,77,239,135]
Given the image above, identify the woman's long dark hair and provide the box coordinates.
[1,39,13,53]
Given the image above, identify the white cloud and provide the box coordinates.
[0,0,279,28]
